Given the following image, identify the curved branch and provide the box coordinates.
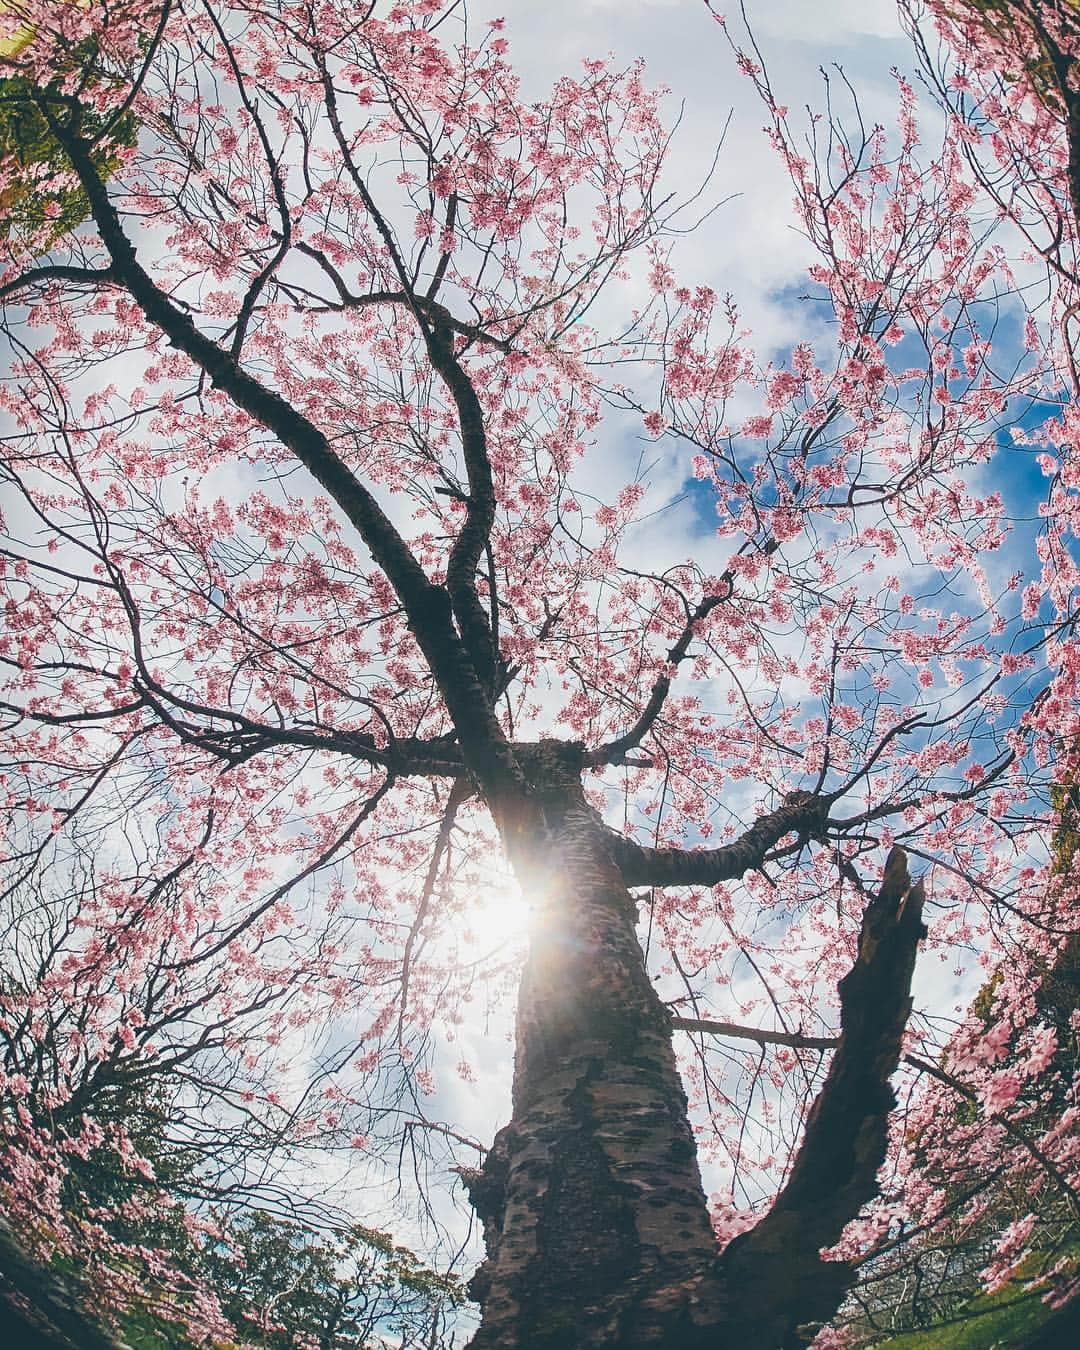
[605,790,829,887]
[0,265,117,302]
[586,589,729,767]
[37,103,531,820]
[165,773,395,974]
[398,778,471,1046]
[317,66,498,690]
[291,250,512,350]
[719,846,926,1347]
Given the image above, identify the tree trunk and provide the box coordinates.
[464,747,927,1349]
[465,746,727,1347]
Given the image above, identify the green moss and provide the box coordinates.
[879,1291,1050,1347]
[876,1247,1079,1348]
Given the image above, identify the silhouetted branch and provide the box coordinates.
[719,847,926,1347]
[604,790,828,887]
[586,590,729,766]
[671,1016,837,1052]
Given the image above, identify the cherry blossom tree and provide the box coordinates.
[821,4,1080,1338]
[0,1,1077,1346]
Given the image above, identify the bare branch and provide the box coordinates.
[605,790,829,887]
[318,65,499,691]
[670,1015,837,1052]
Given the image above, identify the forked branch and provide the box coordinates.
[36,102,532,822]
[586,590,729,767]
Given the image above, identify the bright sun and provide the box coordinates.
[463,877,534,951]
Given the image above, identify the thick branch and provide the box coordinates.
[125,682,467,778]
[605,790,828,887]
[317,68,498,690]
[41,107,533,829]
[719,846,926,1348]
[427,319,500,692]
[0,264,117,301]
[0,1214,127,1350]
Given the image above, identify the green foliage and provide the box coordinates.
[876,1247,1080,1347]
[196,1209,464,1348]
[45,1071,462,1347]
[0,65,135,246]
[878,1292,1055,1347]
[63,1076,197,1211]
[81,1202,463,1349]
[944,1,1080,112]
[842,767,1080,1344]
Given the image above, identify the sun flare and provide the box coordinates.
[463,877,534,951]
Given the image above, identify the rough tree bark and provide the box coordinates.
[719,847,926,1347]
[0,1215,128,1350]
[0,815,926,1348]
[465,743,727,1348]
[2,61,930,1348]
[462,744,926,1349]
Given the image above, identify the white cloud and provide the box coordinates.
[749,0,902,42]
